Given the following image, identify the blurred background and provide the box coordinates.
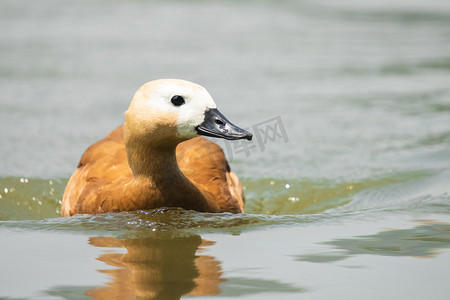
[1,0,450,299]
[2,0,449,180]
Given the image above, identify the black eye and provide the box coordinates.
[171,95,185,106]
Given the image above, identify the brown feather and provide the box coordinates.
[61,126,245,216]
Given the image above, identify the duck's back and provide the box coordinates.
[61,126,245,216]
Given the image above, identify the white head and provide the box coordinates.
[124,79,252,149]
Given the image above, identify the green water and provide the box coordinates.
[1,0,450,299]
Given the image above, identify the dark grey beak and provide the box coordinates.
[196,108,253,141]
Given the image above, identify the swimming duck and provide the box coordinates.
[61,79,252,217]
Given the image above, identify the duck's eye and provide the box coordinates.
[171,95,185,106]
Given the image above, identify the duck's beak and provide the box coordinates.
[196,108,253,141]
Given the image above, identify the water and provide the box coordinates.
[1,0,450,299]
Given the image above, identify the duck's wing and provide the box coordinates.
[61,126,132,216]
[176,137,245,213]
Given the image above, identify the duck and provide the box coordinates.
[61,79,253,217]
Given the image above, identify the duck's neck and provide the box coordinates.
[124,139,217,212]
[126,140,183,183]
[122,127,219,212]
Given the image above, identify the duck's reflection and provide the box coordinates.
[86,232,224,300]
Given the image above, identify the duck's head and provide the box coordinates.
[125,79,253,147]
